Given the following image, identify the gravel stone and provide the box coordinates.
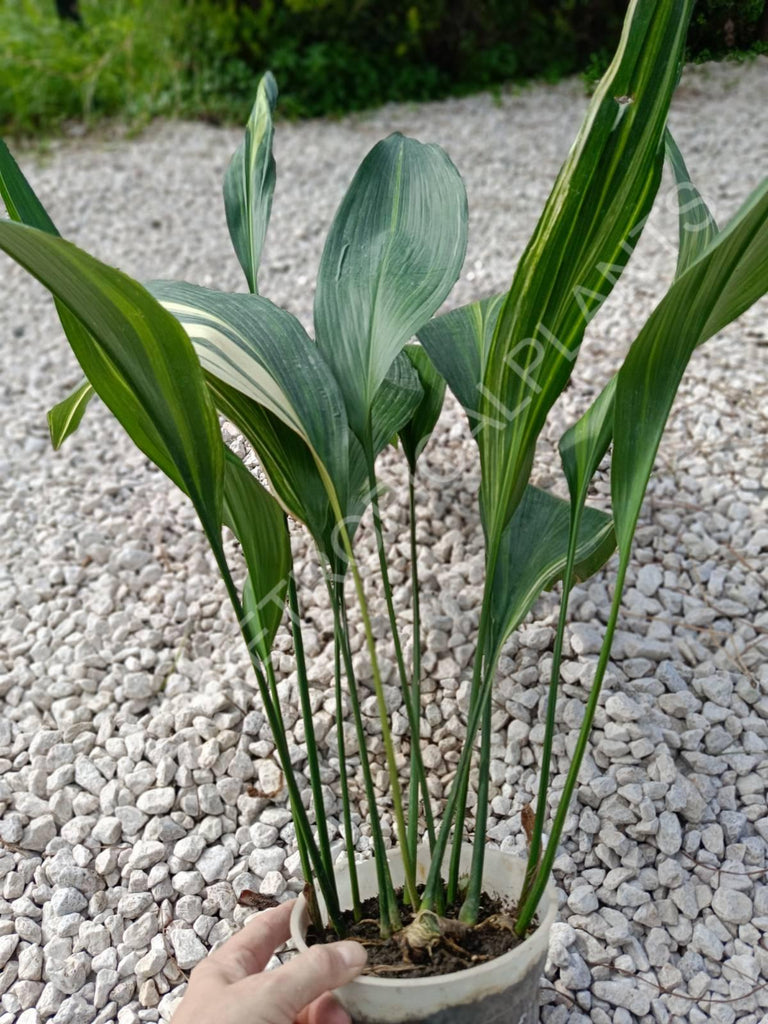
[171,871,205,896]
[592,980,650,1016]
[172,836,206,863]
[117,893,154,919]
[51,889,89,917]
[692,923,724,960]
[699,675,734,706]
[605,693,644,722]
[91,818,123,845]
[248,847,286,876]
[712,888,753,925]
[23,816,57,851]
[168,929,208,971]
[135,948,167,982]
[196,847,234,884]
[567,887,598,915]
[656,811,683,855]
[127,843,166,871]
[138,979,160,1008]
[135,790,176,816]
[122,915,159,951]
[260,871,287,897]
[17,1011,41,1024]
[636,564,663,597]
[249,823,279,849]
[616,883,650,908]
[16,984,45,1012]
[47,953,91,996]
[569,624,603,656]
[74,760,107,797]
[94,971,119,1010]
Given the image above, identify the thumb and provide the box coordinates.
[246,941,367,1024]
[296,992,351,1024]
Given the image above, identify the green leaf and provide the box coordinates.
[222,448,290,656]
[57,314,191,490]
[417,293,505,432]
[147,280,350,510]
[0,139,58,234]
[371,350,424,456]
[489,485,615,662]
[209,375,332,536]
[314,132,467,439]
[664,130,718,277]
[612,177,768,559]
[48,379,95,449]
[0,140,107,458]
[223,72,278,294]
[558,132,721,501]
[701,197,768,342]
[479,0,695,558]
[47,368,341,557]
[51,348,396,580]
[213,376,372,581]
[0,139,214,490]
[0,222,224,540]
[399,343,446,470]
[559,376,616,510]
[147,280,390,578]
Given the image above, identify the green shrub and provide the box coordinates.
[0,0,766,134]
[688,0,766,56]
[0,0,192,132]
[216,0,629,116]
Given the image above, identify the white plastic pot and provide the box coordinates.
[290,843,557,1024]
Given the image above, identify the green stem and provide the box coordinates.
[459,681,493,923]
[209,541,344,931]
[288,573,335,882]
[364,445,436,866]
[262,651,323,931]
[332,602,362,920]
[419,675,487,911]
[446,588,492,903]
[419,603,497,913]
[332,579,401,934]
[514,556,629,935]
[521,505,583,903]
[258,651,321,909]
[331,508,419,908]
[406,472,422,866]
[260,646,343,926]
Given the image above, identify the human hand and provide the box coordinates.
[171,900,367,1024]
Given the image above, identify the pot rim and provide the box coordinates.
[289,848,558,989]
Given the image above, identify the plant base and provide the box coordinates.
[290,843,557,1024]
[309,889,530,978]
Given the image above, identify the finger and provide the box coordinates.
[201,900,294,982]
[236,940,367,1024]
[296,992,350,1024]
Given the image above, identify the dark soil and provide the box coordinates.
[307,888,535,979]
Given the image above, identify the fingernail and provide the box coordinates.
[336,941,368,969]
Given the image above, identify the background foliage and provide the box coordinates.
[1,0,766,134]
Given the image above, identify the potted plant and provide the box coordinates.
[1,0,766,1020]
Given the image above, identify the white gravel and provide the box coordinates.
[1,57,767,1024]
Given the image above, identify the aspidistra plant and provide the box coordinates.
[1,0,766,949]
